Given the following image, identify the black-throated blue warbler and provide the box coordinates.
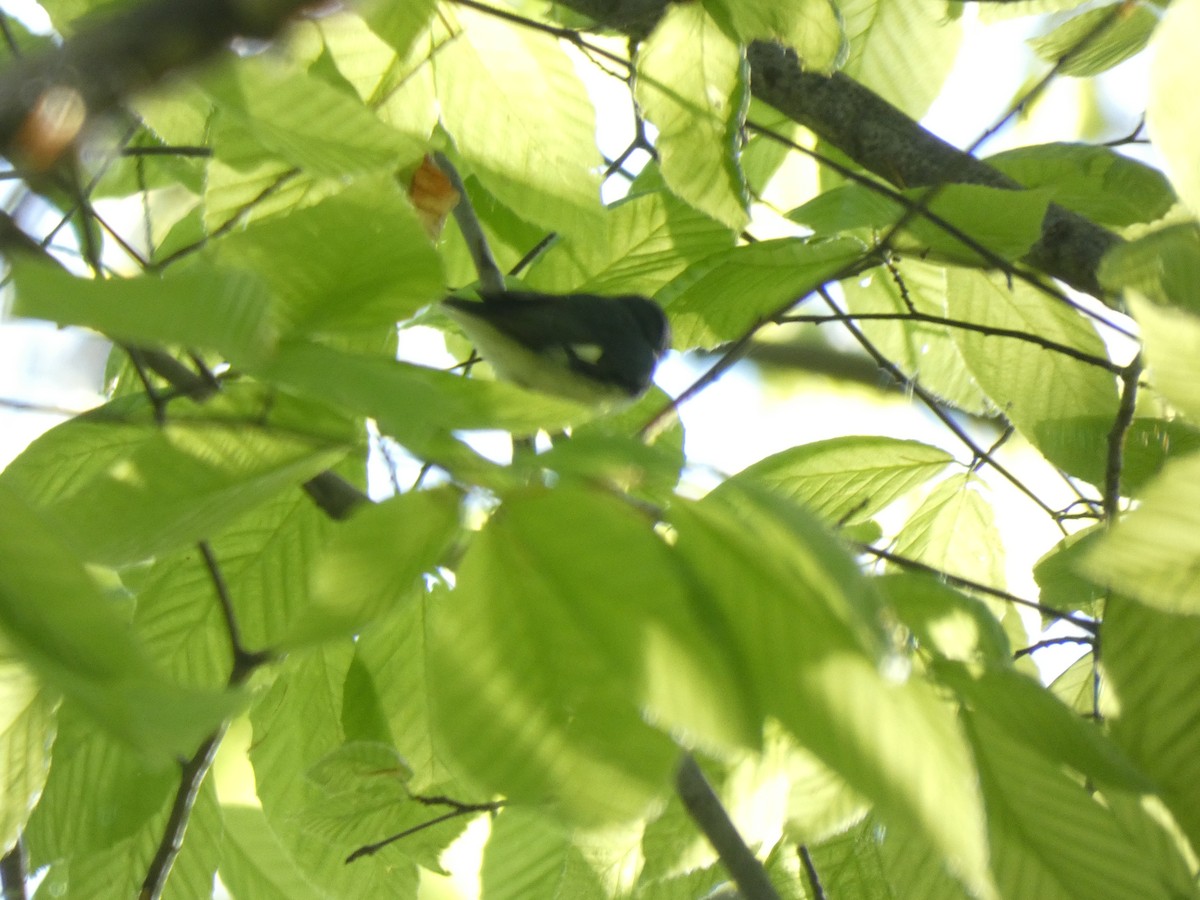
[440,292,670,404]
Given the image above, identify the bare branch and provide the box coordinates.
[675,754,780,900]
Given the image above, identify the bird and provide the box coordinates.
[440,291,670,404]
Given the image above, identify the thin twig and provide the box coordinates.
[675,754,780,900]
[140,543,272,899]
[1013,635,1094,660]
[779,311,1120,373]
[817,289,1069,524]
[346,799,503,863]
[1103,356,1141,523]
[859,543,1098,634]
[798,845,827,900]
[432,151,505,292]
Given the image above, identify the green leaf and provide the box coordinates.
[481,807,607,900]
[840,0,963,119]
[986,142,1175,229]
[1029,4,1157,77]
[24,704,175,864]
[965,710,1181,900]
[1100,223,1200,313]
[947,269,1117,484]
[707,0,845,72]
[808,813,971,900]
[935,661,1149,792]
[429,486,739,822]
[211,186,444,335]
[257,339,596,453]
[32,418,347,566]
[636,3,749,231]
[1047,652,1096,716]
[202,54,422,176]
[1034,527,1106,619]
[1102,598,1200,860]
[358,0,436,57]
[1083,451,1200,614]
[298,744,471,873]
[878,573,1011,666]
[282,488,460,646]
[1148,0,1200,215]
[0,660,56,853]
[1128,295,1200,423]
[524,189,734,297]
[353,594,455,792]
[673,488,992,897]
[12,262,277,367]
[435,5,602,235]
[790,182,1053,265]
[1121,416,1200,494]
[251,645,421,897]
[658,237,864,348]
[842,259,993,416]
[714,435,954,528]
[893,473,1005,592]
[201,130,333,235]
[0,485,236,758]
[219,805,327,900]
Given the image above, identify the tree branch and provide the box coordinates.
[553,0,1123,301]
[675,754,780,900]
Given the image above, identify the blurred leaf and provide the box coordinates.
[1083,451,1200,614]
[481,807,607,900]
[358,0,436,56]
[947,269,1117,485]
[675,487,992,897]
[524,189,734,297]
[893,473,1005,592]
[1148,0,1200,215]
[790,182,1052,264]
[658,237,864,348]
[12,261,277,367]
[211,186,445,335]
[1029,4,1157,77]
[714,435,954,528]
[0,660,56,853]
[987,142,1174,228]
[637,3,749,231]
[934,661,1149,792]
[435,5,602,235]
[257,340,595,455]
[1101,223,1200,314]
[0,484,236,758]
[707,0,845,72]
[250,645,421,896]
[429,487,701,822]
[1121,416,1200,494]
[878,573,1011,666]
[1128,295,1200,423]
[30,417,346,566]
[840,0,963,118]
[1103,598,1200,860]
[202,53,422,176]
[220,805,327,900]
[1034,527,1106,619]
[965,710,1182,900]
[283,488,460,646]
